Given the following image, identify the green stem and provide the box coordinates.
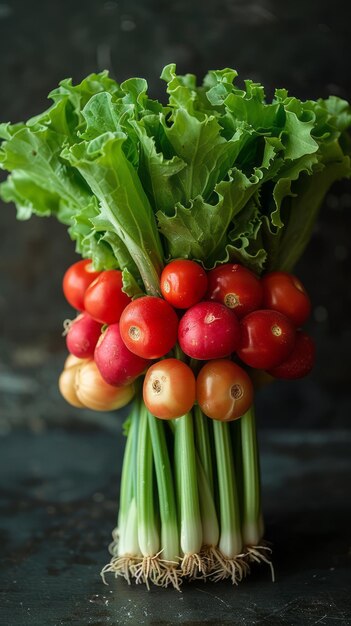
[117,416,134,555]
[240,405,263,545]
[175,412,202,555]
[123,496,141,557]
[196,454,219,547]
[118,401,140,556]
[213,420,242,558]
[136,404,159,556]
[174,343,187,362]
[147,411,179,562]
[193,405,214,495]
[230,418,244,526]
[130,399,140,502]
[189,358,202,376]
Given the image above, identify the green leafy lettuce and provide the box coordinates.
[1,65,350,296]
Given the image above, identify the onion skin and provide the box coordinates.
[75,361,135,411]
[64,354,89,370]
[58,366,85,408]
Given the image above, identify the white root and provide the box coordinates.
[101,533,274,590]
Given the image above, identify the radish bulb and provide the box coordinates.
[178,301,241,360]
[94,323,150,386]
[66,313,102,359]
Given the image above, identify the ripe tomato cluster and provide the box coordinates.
[59,258,315,421]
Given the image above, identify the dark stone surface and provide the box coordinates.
[0,424,350,625]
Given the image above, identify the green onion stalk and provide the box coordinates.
[103,395,271,589]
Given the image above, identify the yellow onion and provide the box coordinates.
[64,354,89,370]
[58,366,85,408]
[75,361,135,411]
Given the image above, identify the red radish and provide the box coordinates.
[178,301,241,360]
[94,324,150,386]
[66,313,102,359]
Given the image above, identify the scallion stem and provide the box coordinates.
[147,411,179,562]
[123,496,141,557]
[196,454,219,547]
[213,420,242,558]
[136,404,160,557]
[230,418,243,525]
[118,401,140,556]
[175,412,202,555]
[194,405,214,495]
[117,415,134,555]
[240,405,263,546]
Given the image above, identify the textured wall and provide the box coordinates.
[0,0,350,429]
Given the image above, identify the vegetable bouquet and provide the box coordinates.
[1,65,350,590]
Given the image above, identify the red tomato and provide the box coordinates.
[267,331,315,379]
[143,358,196,419]
[206,263,263,319]
[261,271,311,327]
[119,296,179,359]
[178,301,241,360]
[84,270,131,325]
[197,360,253,421]
[62,259,101,311]
[160,260,208,309]
[238,309,296,370]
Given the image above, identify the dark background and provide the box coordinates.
[0,1,350,624]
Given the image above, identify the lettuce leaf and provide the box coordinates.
[1,65,350,294]
[62,132,164,295]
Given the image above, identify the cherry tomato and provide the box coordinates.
[238,309,296,370]
[267,331,315,379]
[178,301,241,360]
[206,263,263,319]
[143,358,195,419]
[84,270,132,325]
[261,271,311,327]
[119,296,179,359]
[160,260,208,309]
[196,360,253,421]
[62,259,101,311]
